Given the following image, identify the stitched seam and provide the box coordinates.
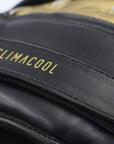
[12,14,114,35]
[0,37,112,80]
[3,14,114,34]
[0,67,114,120]
[0,37,113,119]
[43,16,114,35]
[0,112,63,144]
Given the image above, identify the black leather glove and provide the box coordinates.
[0,0,114,144]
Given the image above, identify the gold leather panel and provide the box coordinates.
[15,0,114,23]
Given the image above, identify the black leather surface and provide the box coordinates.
[17,0,54,7]
[0,13,114,143]
[0,128,34,144]
[0,81,114,144]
